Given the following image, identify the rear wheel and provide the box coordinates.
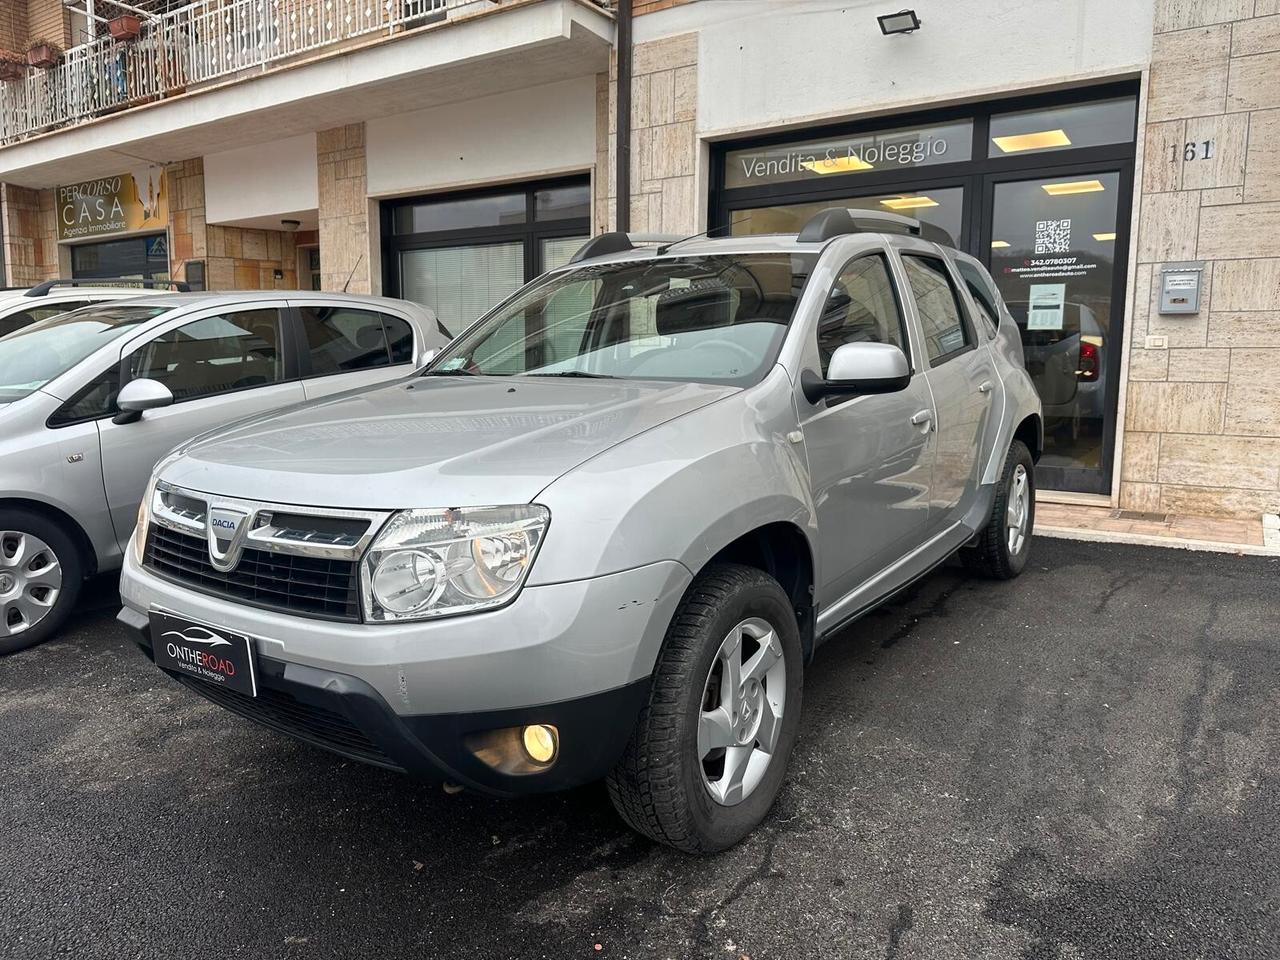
[0,510,84,655]
[607,563,803,854]
[962,440,1035,580]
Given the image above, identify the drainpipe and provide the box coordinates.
[615,0,632,232]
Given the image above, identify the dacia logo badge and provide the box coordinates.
[206,507,251,572]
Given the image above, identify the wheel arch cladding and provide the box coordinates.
[0,498,96,577]
[1014,414,1043,463]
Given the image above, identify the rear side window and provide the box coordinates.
[901,255,973,365]
[955,260,1001,338]
[299,306,414,375]
[129,309,286,403]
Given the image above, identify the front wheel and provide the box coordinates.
[0,510,84,655]
[962,439,1035,580]
[607,563,804,854]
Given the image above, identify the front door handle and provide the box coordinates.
[910,409,933,426]
[978,380,993,394]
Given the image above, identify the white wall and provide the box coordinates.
[204,133,318,224]
[637,0,1154,137]
[366,77,598,197]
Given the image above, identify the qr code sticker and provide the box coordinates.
[1035,219,1072,254]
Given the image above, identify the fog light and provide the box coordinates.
[521,724,558,763]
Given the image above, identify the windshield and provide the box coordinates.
[427,253,814,387]
[0,304,168,403]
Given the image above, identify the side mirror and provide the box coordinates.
[801,342,911,404]
[114,378,174,424]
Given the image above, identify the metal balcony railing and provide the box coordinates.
[0,0,466,147]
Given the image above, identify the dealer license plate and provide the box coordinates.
[150,610,258,697]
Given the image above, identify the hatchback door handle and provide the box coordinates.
[978,380,993,394]
[910,409,932,426]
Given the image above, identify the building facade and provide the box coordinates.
[1,0,1278,519]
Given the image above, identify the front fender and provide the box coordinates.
[530,366,818,587]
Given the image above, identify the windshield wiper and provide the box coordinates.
[421,367,478,377]
[525,371,616,379]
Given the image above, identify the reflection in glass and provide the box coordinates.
[730,186,965,245]
[540,235,591,273]
[393,193,526,235]
[534,184,591,222]
[988,171,1120,490]
[988,97,1136,157]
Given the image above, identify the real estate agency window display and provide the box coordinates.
[710,84,1138,495]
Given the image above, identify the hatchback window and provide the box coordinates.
[429,253,814,387]
[129,309,285,402]
[0,304,167,403]
[299,306,411,376]
[901,255,973,364]
[817,254,907,376]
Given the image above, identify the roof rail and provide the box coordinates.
[796,208,955,247]
[568,231,686,264]
[25,278,191,297]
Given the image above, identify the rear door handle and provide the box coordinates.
[978,380,993,394]
[911,409,932,426]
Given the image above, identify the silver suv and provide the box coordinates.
[1,290,444,653]
[119,210,1042,853]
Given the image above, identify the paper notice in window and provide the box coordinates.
[1027,283,1066,331]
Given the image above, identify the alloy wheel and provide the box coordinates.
[0,531,63,638]
[697,617,787,806]
[1006,464,1030,556]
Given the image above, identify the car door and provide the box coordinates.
[96,302,305,548]
[896,249,998,534]
[293,302,420,400]
[797,249,936,608]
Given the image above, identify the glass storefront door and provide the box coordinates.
[984,170,1129,493]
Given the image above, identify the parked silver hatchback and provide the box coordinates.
[0,290,445,653]
[119,210,1042,852]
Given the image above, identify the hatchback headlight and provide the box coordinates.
[362,505,549,622]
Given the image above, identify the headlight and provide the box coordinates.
[362,505,549,622]
[132,473,160,566]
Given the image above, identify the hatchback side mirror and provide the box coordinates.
[114,378,174,424]
[802,342,911,404]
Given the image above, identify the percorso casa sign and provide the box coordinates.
[56,166,168,242]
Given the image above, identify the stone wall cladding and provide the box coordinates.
[600,32,699,234]
[1,184,57,287]
[1123,2,1280,518]
[167,158,298,291]
[317,123,370,293]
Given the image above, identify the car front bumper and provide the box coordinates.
[118,549,691,794]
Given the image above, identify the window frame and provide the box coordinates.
[953,257,1002,339]
[816,251,914,376]
[291,303,418,380]
[898,252,977,368]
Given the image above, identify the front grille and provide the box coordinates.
[175,675,400,770]
[144,524,361,621]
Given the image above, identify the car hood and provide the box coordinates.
[162,375,738,509]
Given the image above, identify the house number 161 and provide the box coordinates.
[1172,139,1215,162]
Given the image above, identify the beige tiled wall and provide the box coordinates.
[317,124,370,294]
[0,184,58,287]
[1122,1,1280,518]
[25,0,68,46]
[598,32,699,234]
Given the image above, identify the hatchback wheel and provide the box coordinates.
[0,510,83,655]
[607,563,803,854]
[961,439,1035,580]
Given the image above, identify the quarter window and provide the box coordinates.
[901,255,973,365]
[299,306,413,376]
[129,309,285,403]
[817,254,907,376]
[47,365,121,426]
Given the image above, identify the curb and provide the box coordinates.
[1035,524,1280,558]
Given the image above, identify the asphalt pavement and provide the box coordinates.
[2,537,1278,960]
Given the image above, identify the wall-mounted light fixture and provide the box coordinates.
[877,9,921,34]
[280,218,301,232]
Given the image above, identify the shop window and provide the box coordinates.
[988,97,1137,158]
[535,184,591,221]
[130,309,285,402]
[817,255,906,376]
[900,255,971,365]
[393,192,525,235]
[299,306,412,375]
[400,243,525,336]
[731,186,965,246]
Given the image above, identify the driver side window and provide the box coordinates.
[817,254,907,377]
[128,309,286,403]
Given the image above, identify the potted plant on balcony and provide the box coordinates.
[26,39,63,69]
[108,14,142,41]
[0,49,26,82]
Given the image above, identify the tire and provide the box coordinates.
[0,509,84,655]
[607,563,804,854]
[961,439,1035,580]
